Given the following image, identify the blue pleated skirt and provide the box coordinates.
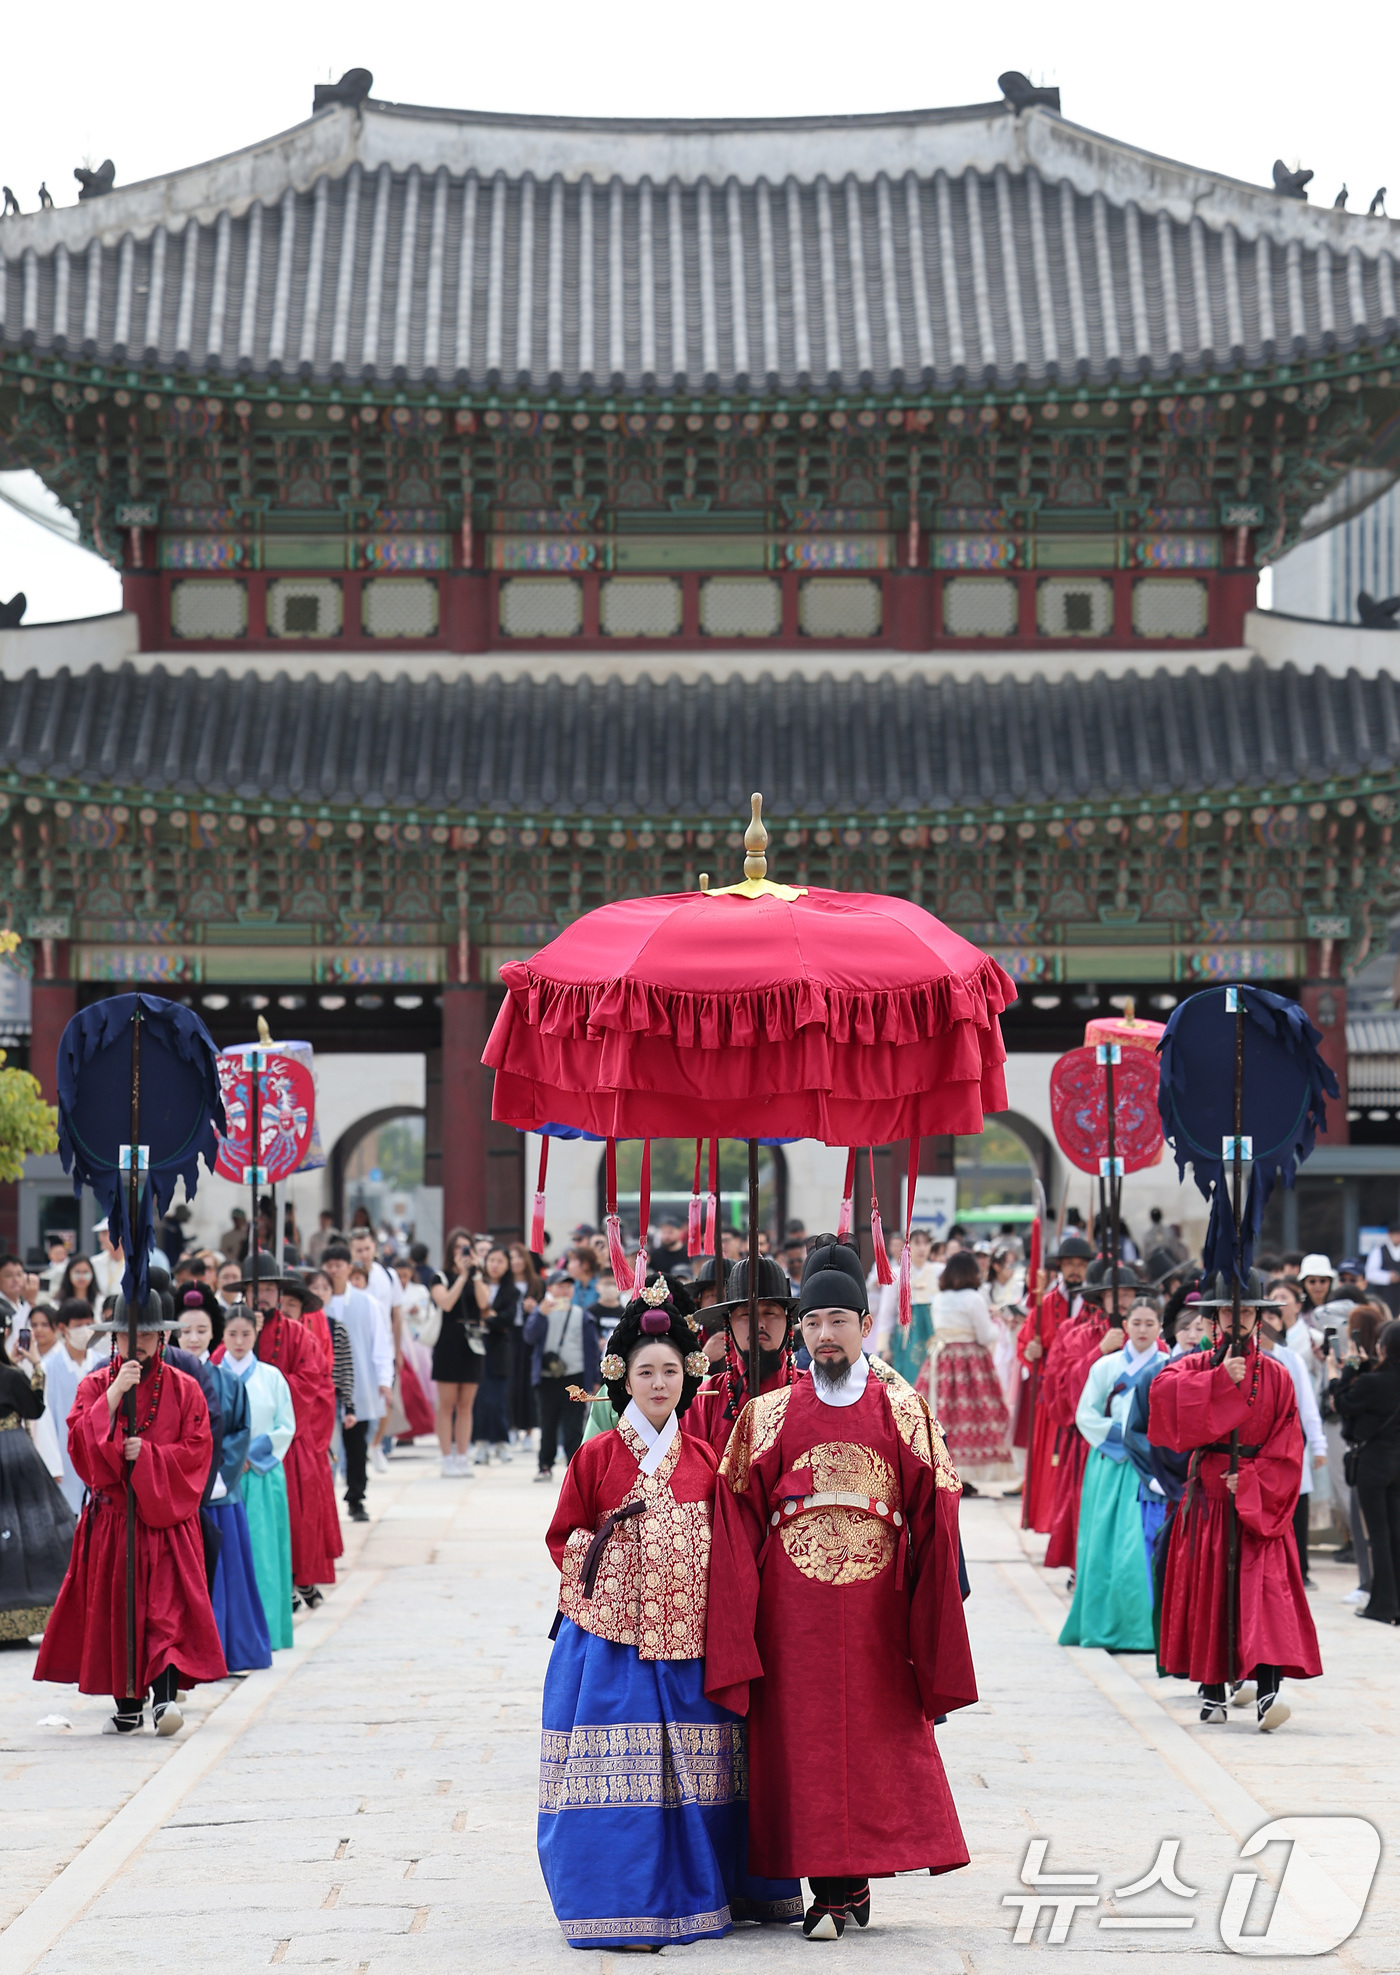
[538,1618,802,1950]
[208,1499,272,1672]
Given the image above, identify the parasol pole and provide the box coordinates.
[120,1004,143,1704]
[747,1138,761,1406]
[248,1045,264,1308]
[1225,985,1246,1689]
[1020,1197,1044,1532]
[1097,1042,1122,1323]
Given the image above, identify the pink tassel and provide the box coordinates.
[898,1135,919,1328]
[634,1246,649,1293]
[607,1214,634,1294]
[530,1137,549,1255]
[869,1150,893,1285]
[703,1137,719,1255]
[687,1139,704,1256]
[835,1147,856,1241]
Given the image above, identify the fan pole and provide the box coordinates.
[747,1139,761,1406]
[123,1005,142,1704]
[1226,989,1245,1688]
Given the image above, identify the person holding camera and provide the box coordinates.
[430,1229,486,1477]
[525,1273,600,1482]
[1332,1315,1400,1624]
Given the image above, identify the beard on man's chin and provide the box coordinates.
[810,1347,854,1390]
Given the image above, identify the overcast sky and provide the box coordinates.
[1,0,1387,617]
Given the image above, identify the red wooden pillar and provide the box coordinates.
[30,940,76,1106]
[1300,973,1349,1144]
[441,981,491,1234]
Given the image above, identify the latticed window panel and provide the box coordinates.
[799,578,882,639]
[699,577,782,638]
[170,579,247,640]
[600,578,682,638]
[361,577,440,639]
[1132,578,1210,639]
[942,577,1018,637]
[499,578,583,638]
[1037,577,1113,638]
[267,578,343,639]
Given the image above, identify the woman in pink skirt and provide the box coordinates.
[918,1250,1017,1483]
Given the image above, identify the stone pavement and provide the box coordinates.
[1,1441,1395,1975]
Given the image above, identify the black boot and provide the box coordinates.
[803,1878,847,1940]
[846,1880,871,1928]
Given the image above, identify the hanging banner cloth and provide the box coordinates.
[1049,1045,1165,1175]
[56,994,225,1308]
[1156,985,1337,1280]
[213,1049,316,1185]
[485,884,1015,1144]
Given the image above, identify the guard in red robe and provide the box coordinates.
[36,1301,226,1735]
[240,1257,343,1598]
[1015,1235,1091,1532]
[685,1255,801,1463]
[1041,1264,1142,1569]
[706,1241,976,1941]
[1149,1272,1321,1732]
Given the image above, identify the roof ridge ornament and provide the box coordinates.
[1272,159,1313,201]
[998,71,1061,116]
[313,68,374,115]
[699,794,807,902]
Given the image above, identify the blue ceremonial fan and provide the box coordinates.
[1156,985,1336,1281]
[56,994,226,1310]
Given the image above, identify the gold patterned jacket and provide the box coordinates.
[545,1416,720,1660]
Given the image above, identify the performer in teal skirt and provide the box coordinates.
[219,1305,296,1650]
[539,1283,800,1949]
[1060,1303,1169,1652]
[886,1227,937,1387]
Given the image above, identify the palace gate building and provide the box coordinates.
[3,76,1400,1251]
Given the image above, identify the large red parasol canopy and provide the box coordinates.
[485,881,1015,1145]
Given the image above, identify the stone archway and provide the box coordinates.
[331,1106,427,1230]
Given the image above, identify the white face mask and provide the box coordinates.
[66,1325,95,1350]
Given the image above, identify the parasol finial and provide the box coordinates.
[256,1014,273,1045]
[744,793,768,883]
[700,793,807,903]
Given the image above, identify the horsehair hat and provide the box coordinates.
[798,1239,868,1317]
[1053,1234,1095,1264]
[235,1250,314,1300]
[91,1288,181,1333]
[716,1253,797,1317]
[1080,1261,1146,1301]
[1195,1269,1282,1310]
[597,1278,709,1418]
[688,1256,732,1297]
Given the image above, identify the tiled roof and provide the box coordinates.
[2,98,1399,394]
[3,656,1398,814]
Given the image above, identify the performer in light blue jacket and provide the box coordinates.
[1060,1303,1169,1651]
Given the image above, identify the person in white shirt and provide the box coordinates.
[350,1229,403,1473]
[1365,1220,1400,1316]
[38,1297,104,1513]
[89,1221,125,1302]
[1260,1299,1328,1588]
[322,1242,393,1522]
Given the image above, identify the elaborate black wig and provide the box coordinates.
[599,1282,710,1420]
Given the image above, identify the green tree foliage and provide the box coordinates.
[0,1051,58,1183]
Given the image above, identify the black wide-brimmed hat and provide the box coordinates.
[798,1240,868,1318]
[1081,1261,1147,1302]
[1194,1269,1282,1310]
[234,1251,314,1301]
[91,1288,181,1334]
[715,1253,797,1318]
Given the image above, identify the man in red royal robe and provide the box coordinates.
[1015,1234,1091,1532]
[242,1256,343,1601]
[1149,1271,1320,1732]
[685,1255,801,1463]
[706,1240,976,1940]
[36,1300,226,1735]
[1041,1264,1143,1569]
